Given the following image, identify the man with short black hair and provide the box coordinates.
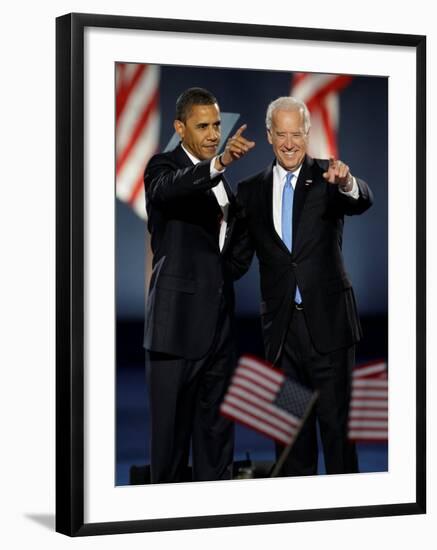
[144,87,254,483]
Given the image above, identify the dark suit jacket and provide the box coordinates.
[235,155,374,363]
[143,144,246,360]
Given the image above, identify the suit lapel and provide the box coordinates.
[221,175,234,204]
[292,155,313,241]
[172,143,195,168]
[263,161,291,254]
[220,175,235,255]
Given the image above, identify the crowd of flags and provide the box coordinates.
[220,354,388,450]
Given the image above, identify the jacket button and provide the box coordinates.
[291,262,297,268]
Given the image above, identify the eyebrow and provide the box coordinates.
[195,120,221,127]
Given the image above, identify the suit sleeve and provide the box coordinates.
[223,182,256,281]
[334,177,374,216]
[316,158,374,216]
[144,154,221,205]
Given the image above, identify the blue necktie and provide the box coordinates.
[281,172,302,304]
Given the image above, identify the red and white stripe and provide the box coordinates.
[220,355,301,445]
[115,63,160,219]
[290,73,352,159]
[348,360,388,442]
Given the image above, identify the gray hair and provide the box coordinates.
[265,96,311,133]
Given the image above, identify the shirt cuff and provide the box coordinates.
[339,176,359,199]
[210,156,225,177]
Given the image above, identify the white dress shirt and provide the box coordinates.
[181,145,229,251]
[272,162,359,239]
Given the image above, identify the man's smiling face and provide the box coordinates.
[267,108,309,172]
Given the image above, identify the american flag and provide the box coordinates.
[220,355,317,446]
[290,72,352,159]
[115,63,160,219]
[348,360,388,442]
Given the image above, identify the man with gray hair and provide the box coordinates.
[235,96,373,476]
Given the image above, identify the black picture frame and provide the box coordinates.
[56,12,426,537]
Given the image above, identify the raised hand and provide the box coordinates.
[323,157,353,190]
[219,124,255,167]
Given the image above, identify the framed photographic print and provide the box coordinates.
[56,12,426,536]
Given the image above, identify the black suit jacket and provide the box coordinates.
[235,155,374,362]
[143,144,246,360]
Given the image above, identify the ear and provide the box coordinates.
[267,129,273,145]
[174,119,185,140]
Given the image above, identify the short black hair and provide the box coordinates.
[175,87,218,122]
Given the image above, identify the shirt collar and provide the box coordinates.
[274,160,303,184]
[181,144,200,165]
